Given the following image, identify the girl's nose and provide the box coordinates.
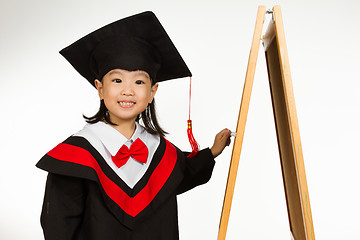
[121,84,134,96]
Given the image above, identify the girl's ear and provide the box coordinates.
[94,79,104,100]
[149,83,159,104]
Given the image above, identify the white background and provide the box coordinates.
[1,0,359,239]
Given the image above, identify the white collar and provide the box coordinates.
[74,121,161,188]
[84,121,145,156]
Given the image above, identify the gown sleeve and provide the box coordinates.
[40,173,86,240]
[176,147,215,194]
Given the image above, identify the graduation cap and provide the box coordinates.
[60,11,199,157]
[59,11,192,86]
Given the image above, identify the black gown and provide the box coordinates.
[36,135,215,240]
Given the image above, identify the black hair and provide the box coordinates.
[83,80,167,137]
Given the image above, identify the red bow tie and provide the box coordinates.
[112,138,149,168]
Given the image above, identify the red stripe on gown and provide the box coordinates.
[47,139,177,217]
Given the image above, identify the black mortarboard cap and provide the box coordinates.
[59,11,192,87]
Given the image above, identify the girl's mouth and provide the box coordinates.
[119,101,135,108]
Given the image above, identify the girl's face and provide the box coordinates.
[95,69,158,126]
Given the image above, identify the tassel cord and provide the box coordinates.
[187,77,200,157]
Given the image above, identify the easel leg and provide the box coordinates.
[217,6,266,240]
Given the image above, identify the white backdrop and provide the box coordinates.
[1,0,359,239]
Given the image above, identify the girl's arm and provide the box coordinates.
[177,129,231,194]
[41,173,86,240]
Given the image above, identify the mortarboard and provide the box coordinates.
[59,11,192,86]
[60,11,199,157]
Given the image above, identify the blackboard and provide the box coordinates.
[218,6,315,240]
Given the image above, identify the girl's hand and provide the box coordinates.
[210,129,232,158]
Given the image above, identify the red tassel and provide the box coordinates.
[187,77,199,157]
[187,120,200,158]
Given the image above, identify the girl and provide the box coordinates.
[37,11,231,240]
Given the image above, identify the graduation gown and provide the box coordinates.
[36,135,215,240]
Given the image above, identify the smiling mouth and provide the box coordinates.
[119,101,135,107]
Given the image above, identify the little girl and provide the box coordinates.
[37,11,231,240]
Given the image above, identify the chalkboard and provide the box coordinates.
[218,6,315,240]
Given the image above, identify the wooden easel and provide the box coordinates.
[218,6,315,240]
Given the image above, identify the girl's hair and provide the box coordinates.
[83,80,167,137]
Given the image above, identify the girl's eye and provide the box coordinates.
[135,80,145,85]
[113,79,122,83]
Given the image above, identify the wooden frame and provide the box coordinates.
[218,6,315,240]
